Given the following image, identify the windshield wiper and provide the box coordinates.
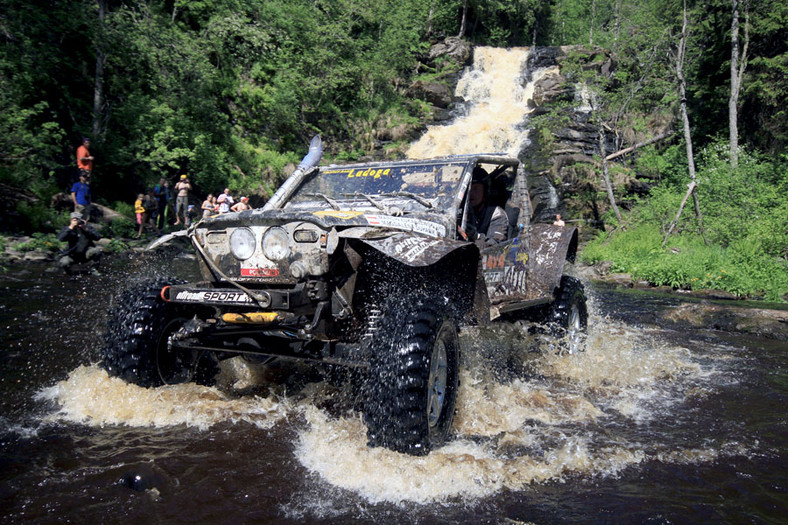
[380,191,434,209]
[304,192,341,210]
[341,192,386,211]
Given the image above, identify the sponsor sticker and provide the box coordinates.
[241,267,279,277]
[174,290,253,304]
[365,215,446,237]
[313,210,363,219]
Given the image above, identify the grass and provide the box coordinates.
[581,224,788,301]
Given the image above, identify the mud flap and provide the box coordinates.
[526,224,578,300]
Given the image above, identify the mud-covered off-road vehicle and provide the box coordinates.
[102,137,587,455]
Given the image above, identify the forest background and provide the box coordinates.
[1,0,786,300]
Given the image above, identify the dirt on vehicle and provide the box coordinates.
[102,137,587,455]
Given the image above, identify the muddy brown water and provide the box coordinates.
[0,251,786,524]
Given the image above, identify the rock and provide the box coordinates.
[662,302,788,341]
[687,289,739,300]
[408,80,453,108]
[607,273,632,286]
[23,250,51,262]
[428,37,471,65]
[593,260,613,276]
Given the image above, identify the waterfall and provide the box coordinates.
[406,47,558,159]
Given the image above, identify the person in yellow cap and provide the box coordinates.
[174,174,192,226]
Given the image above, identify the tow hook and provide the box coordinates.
[171,317,209,342]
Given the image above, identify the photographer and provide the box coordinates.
[57,212,103,275]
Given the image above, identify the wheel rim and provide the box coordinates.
[427,329,449,428]
[155,317,194,384]
[566,301,583,354]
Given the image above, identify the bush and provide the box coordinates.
[104,217,137,239]
[15,232,63,253]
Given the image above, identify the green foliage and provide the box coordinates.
[105,217,137,239]
[110,201,135,219]
[14,201,62,235]
[582,142,788,301]
[15,233,63,253]
[104,238,130,254]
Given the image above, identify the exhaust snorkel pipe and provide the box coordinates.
[262,135,323,211]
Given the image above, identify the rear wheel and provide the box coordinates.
[364,296,460,456]
[547,275,588,354]
[102,280,215,387]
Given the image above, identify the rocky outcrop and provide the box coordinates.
[518,46,669,228]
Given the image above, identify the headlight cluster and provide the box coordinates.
[262,226,290,261]
[229,228,256,260]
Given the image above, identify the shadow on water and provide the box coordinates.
[1,254,786,523]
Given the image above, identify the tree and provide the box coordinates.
[728,0,749,169]
[663,0,705,247]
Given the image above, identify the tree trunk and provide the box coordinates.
[589,0,596,46]
[605,132,674,161]
[728,0,749,169]
[457,0,467,38]
[91,0,107,139]
[599,127,622,224]
[729,0,740,168]
[664,0,706,247]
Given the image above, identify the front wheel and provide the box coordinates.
[547,275,588,354]
[101,280,214,387]
[364,297,460,456]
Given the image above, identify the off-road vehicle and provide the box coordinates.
[102,137,586,455]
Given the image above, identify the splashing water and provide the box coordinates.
[39,309,740,507]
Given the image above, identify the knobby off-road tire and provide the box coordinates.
[101,280,214,387]
[364,296,460,456]
[547,275,588,354]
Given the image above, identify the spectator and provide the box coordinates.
[76,137,94,180]
[154,178,171,230]
[134,192,159,239]
[221,187,235,207]
[201,194,216,219]
[216,193,230,214]
[57,212,102,275]
[231,196,251,212]
[553,213,565,227]
[134,193,145,239]
[174,174,192,226]
[145,188,160,232]
[70,172,92,221]
[187,204,198,224]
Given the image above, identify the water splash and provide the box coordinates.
[292,317,726,504]
[39,313,733,506]
[37,364,288,430]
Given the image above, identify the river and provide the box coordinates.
[0,251,785,523]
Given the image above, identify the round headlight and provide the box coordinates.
[229,228,256,260]
[262,227,290,261]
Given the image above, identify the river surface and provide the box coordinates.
[0,251,785,524]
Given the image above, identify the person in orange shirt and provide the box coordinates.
[76,137,94,179]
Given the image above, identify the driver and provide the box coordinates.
[467,166,508,246]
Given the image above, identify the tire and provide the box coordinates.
[101,280,214,387]
[547,275,588,354]
[364,296,460,456]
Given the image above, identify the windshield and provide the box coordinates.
[285,161,469,213]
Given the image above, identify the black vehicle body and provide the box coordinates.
[102,137,585,455]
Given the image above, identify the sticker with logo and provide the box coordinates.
[365,215,446,238]
[313,210,364,219]
[241,267,280,277]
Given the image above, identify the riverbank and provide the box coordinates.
[577,264,788,341]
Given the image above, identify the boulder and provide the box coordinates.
[428,37,472,66]
[408,80,453,108]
